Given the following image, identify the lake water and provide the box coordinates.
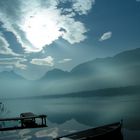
[1,93,140,140]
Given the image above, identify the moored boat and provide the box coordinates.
[54,121,123,140]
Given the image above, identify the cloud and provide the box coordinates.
[0,35,19,56]
[30,56,54,66]
[72,0,95,15]
[58,58,72,64]
[0,57,27,70]
[99,32,112,42]
[60,18,87,44]
[0,0,94,53]
[136,0,140,2]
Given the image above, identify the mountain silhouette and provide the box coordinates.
[41,68,69,80]
[39,48,140,94]
[0,71,24,80]
[0,48,140,97]
[71,48,140,75]
[0,71,32,98]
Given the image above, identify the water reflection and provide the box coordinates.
[1,93,140,139]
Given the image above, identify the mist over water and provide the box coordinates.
[4,96,140,126]
[1,92,140,140]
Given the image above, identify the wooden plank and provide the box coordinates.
[0,115,47,122]
[0,124,47,131]
[0,117,21,121]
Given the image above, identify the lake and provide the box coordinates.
[1,93,140,140]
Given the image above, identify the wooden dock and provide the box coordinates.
[0,112,47,131]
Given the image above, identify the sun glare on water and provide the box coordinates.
[23,11,63,51]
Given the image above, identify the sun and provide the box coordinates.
[22,10,62,51]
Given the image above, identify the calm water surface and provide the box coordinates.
[1,94,140,140]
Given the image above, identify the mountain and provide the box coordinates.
[0,71,24,80]
[39,48,140,94]
[1,48,140,97]
[28,85,140,100]
[41,68,69,80]
[0,71,34,98]
[113,48,140,64]
[70,48,140,88]
[71,48,140,75]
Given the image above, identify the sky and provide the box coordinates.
[0,0,140,80]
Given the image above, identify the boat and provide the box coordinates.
[54,121,123,140]
[0,112,47,131]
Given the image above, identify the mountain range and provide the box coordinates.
[37,48,140,95]
[0,47,140,97]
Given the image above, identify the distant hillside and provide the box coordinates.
[71,48,140,75]
[41,68,69,80]
[63,85,140,98]
[38,48,140,95]
[0,71,34,98]
[0,48,140,97]
[0,71,24,80]
[25,85,140,99]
